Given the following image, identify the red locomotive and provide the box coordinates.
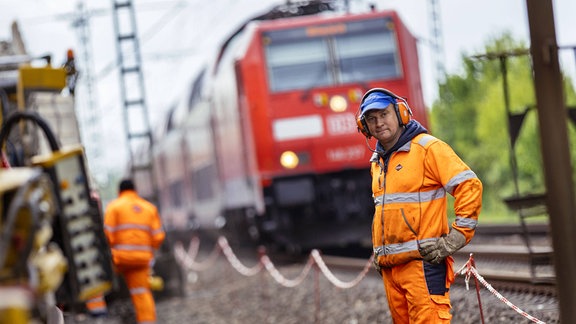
[144,2,429,251]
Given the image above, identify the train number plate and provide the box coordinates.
[326,145,365,162]
[326,113,357,135]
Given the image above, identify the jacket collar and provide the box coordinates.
[375,120,428,160]
[119,190,138,198]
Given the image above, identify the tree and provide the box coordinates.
[430,32,576,220]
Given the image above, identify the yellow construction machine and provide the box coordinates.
[0,22,113,324]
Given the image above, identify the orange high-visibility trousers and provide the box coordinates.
[118,265,157,324]
[381,260,452,324]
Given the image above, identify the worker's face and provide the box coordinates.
[365,105,401,149]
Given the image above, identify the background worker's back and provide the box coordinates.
[104,179,165,324]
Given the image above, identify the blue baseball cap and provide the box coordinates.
[359,92,395,117]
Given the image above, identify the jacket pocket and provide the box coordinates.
[430,294,452,321]
[383,207,418,244]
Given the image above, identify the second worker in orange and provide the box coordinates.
[104,179,165,324]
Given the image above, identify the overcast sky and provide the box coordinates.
[1,0,575,181]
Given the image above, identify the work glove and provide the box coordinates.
[419,229,466,265]
[372,253,381,272]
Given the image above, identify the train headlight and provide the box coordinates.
[313,93,328,107]
[329,95,347,112]
[348,88,364,103]
[280,151,299,169]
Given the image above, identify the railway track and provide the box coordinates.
[320,223,556,296]
[321,251,556,297]
[455,244,554,281]
[190,223,556,295]
[162,225,558,323]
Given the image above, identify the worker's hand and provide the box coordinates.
[419,229,466,264]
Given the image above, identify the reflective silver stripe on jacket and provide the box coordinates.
[112,244,153,252]
[455,216,478,229]
[130,287,149,295]
[417,134,436,147]
[445,170,478,195]
[373,237,438,256]
[104,223,153,233]
[373,188,446,206]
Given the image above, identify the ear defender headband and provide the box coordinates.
[356,88,413,138]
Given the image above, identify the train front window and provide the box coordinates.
[265,38,330,92]
[263,16,402,93]
[335,31,400,83]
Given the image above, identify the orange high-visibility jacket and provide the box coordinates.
[104,190,165,267]
[371,133,482,268]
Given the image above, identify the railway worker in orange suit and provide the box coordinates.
[104,179,165,324]
[356,88,482,323]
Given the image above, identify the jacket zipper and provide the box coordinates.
[379,156,388,254]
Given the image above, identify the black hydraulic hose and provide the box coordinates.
[0,88,9,118]
[0,110,61,152]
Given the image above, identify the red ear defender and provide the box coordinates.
[356,115,371,138]
[396,101,412,126]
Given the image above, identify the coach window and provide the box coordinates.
[169,181,183,207]
[266,38,331,92]
[187,68,206,111]
[157,154,168,206]
[165,104,177,132]
[335,31,400,83]
[193,165,217,200]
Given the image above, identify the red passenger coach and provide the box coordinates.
[150,4,428,251]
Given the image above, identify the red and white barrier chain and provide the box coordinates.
[455,254,547,324]
[261,254,314,287]
[174,236,371,289]
[175,237,548,323]
[174,237,221,272]
[310,250,372,289]
[218,237,262,277]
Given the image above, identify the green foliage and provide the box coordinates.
[430,32,576,222]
